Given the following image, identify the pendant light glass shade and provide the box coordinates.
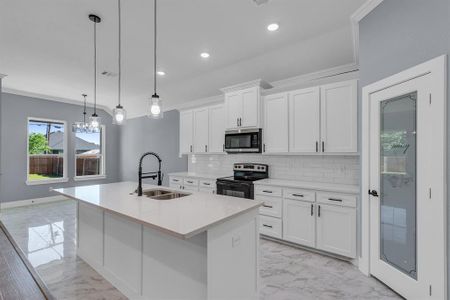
[89,14,102,131]
[148,94,163,119]
[73,94,95,133]
[89,114,101,132]
[113,105,127,124]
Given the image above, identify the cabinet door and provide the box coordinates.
[193,108,209,153]
[316,204,356,258]
[263,93,289,153]
[289,87,320,153]
[179,110,193,154]
[283,199,316,248]
[241,87,259,128]
[320,80,357,153]
[225,92,242,129]
[208,105,226,153]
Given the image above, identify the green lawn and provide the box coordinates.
[28,174,58,180]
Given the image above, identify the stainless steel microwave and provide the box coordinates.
[224,128,262,153]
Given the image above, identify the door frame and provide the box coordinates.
[360,55,447,294]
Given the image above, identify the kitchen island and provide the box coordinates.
[53,182,262,300]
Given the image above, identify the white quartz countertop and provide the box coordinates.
[254,179,359,194]
[168,172,231,180]
[53,182,262,239]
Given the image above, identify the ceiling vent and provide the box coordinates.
[253,0,269,6]
[101,71,118,77]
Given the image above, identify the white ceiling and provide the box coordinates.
[0,0,365,118]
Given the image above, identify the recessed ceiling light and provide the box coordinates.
[267,23,279,32]
[157,71,166,76]
[200,52,210,58]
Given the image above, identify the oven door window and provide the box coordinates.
[225,134,252,149]
[217,181,251,199]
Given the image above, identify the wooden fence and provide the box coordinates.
[29,155,63,177]
[76,155,101,176]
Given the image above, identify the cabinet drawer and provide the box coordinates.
[199,187,216,194]
[183,178,199,186]
[169,176,183,185]
[259,215,282,238]
[256,195,282,218]
[317,192,356,208]
[169,183,181,190]
[183,185,198,192]
[255,185,282,197]
[284,188,315,202]
[199,179,215,188]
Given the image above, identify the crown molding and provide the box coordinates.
[219,79,272,94]
[167,94,224,112]
[350,0,384,64]
[1,88,113,116]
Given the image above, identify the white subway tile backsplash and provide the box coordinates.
[188,154,360,185]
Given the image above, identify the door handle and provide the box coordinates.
[368,190,379,197]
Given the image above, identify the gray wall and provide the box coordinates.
[0,93,121,203]
[359,0,450,296]
[119,110,187,186]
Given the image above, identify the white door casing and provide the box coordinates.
[361,55,447,299]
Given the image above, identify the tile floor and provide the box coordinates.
[0,200,401,300]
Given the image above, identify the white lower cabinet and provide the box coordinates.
[256,184,357,259]
[316,203,356,258]
[168,175,217,193]
[283,199,315,248]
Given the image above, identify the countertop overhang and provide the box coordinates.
[53,181,263,239]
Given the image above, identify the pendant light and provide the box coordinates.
[148,0,163,119]
[89,14,102,132]
[72,94,92,133]
[113,0,127,124]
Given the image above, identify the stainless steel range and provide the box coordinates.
[216,163,269,199]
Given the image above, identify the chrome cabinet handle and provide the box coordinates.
[262,190,273,193]
[311,204,313,216]
[292,193,304,197]
[263,144,266,152]
[262,224,273,228]
[316,141,318,152]
[190,145,193,152]
[205,145,207,152]
[173,179,179,182]
[203,183,211,186]
[318,205,321,217]
[237,118,239,127]
[187,181,193,184]
[263,204,273,208]
[322,141,325,152]
[328,198,342,202]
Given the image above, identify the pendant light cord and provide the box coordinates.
[118,0,122,107]
[83,94,87,123]
[93,21,98,116]
[153,0,157,95]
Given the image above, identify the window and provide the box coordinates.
[27,118,68,184]
[75,126,105,180]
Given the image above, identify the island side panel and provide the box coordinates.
[207,209,259,300]
[77,202,104,267]
[142,228,207,300]
[104,212,142,296]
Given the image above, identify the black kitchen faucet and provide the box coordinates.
[137,152,162,196]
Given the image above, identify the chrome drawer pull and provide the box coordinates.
[203,183,211,186]
[328,198,343,202]
[262,204,273,208]
[187,181,194,184]
[262,190,273,193]
[173,179,179,182]
[262,224,273,228]
[292,193,304,197]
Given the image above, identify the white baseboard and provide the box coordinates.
[0,195,68,209]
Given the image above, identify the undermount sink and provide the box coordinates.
[140,189,190,200]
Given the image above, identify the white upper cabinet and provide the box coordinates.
[208,104,226,153]
[225,92,242,129]
[240,87,260,128]
[263,93,289,153]
[289,87,321,153]
[193,107,209,153]
[179,110,193,155]
[320,80,357,153]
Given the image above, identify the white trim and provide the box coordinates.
[0,195,67,209]
[2,88,113,116]
[360,55,447,295]
[26,117,68,185]
[350,0,384,64]
[219,79,272,93]
[165,95,224,112]
[74,175,106,181]
[73,125,106,179]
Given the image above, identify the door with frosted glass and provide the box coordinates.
[369,74,436,299]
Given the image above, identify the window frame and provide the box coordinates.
[73,125,106,181]
[26,117,69,185]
